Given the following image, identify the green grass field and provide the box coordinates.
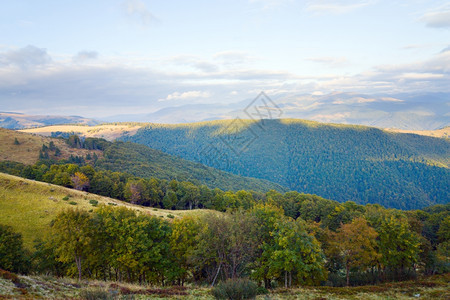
[0,172,210,250]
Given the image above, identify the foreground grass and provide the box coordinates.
[0,272,448,299]
[0,172,212,250]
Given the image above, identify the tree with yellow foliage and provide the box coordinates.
[330,217,380,286]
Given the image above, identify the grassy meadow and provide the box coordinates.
[0,172,209,250]
[0,127,103,164]
[20,124,143,141]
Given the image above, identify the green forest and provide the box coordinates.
[122,119,450,210]
[1,189,449,289]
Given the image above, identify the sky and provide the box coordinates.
[0,0,449,118]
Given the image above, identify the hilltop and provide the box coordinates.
[0,112,99,129]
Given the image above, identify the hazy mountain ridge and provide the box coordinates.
[0,112,100,129]
[103,92,449,130]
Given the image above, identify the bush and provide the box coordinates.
[212,278,259,299]
[0,225,30,274]
[89,199,98,206]
[167,214,175,219]
[68,201,77,205]
[62,196,69,201]
[79,288,113,300]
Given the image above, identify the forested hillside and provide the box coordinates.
[0,128,284,193]
[123,119,450,209]
[96,141,286,192]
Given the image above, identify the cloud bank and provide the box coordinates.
[0,45,449,118]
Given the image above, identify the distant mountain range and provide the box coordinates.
[103,92,449,131]
[0,112,99,129]
[2,92,448,131]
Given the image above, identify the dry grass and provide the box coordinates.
[385,127,449,138]
[20,124,143,141]
[0,172,213,250]
[0,128,46,164]
[0,128,103,164]
[0,273,448,299]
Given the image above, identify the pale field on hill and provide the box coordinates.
[20,124,143,141]
[0,128,103,164]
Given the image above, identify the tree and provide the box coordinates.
[51,209,93,281]
[170,216,201,284]
[54,147,61,157]
[266,218,326,287]
[49,141,56,151]
[193,211,258,286]
[377,215,420,280]
[71,172,90,191]
[14,138,20,145]
[0,224,29,273]
[329,217,379,286]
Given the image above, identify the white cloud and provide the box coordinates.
[159,91,212,102]
[0,45,51,69]
[306,56,348,67]
[249,0,292,10]
[380,97,404,102]
[398,73,444,80]
[168,55,219,73]
[123,0,159,27]
[420,8,450,28]
[1,43,449,117]
[213,51,254,65]
[73,51,98,63]
[306,0,375,15]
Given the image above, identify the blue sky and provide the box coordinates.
[0,0,449,117]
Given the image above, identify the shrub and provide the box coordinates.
[89,199,98,206]
[79,288,112,300]
[108,203,117,206]
[167,214,175,219]
[68,201,77,205]
[62,196,69,201]
[212,278,259,299]
[0,225,30,274]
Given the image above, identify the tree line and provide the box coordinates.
[1,200,448,287]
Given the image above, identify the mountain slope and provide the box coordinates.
[96,141,287,192]
[0,128,285,193]
[122,119,450,209]
[0,172,206,249]
[0,112,99,129]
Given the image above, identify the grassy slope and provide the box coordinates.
[0,272,448,299]
[20,123,143,141]
[0,127,103,164]
[0,172,208,249]
[386,126,449,138]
